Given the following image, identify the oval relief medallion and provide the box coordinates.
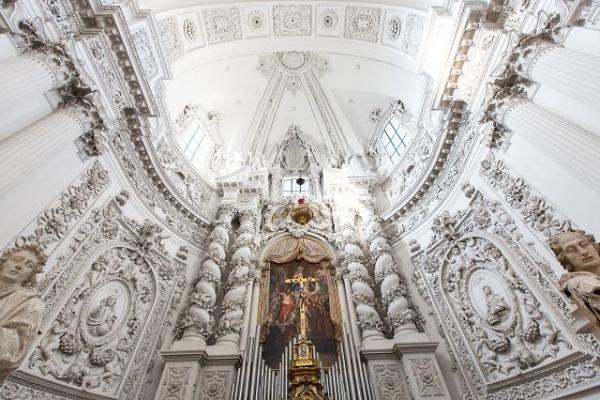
[467,269,514,328]
[81,280,131,345]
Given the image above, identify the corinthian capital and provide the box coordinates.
[480,69,529,128]
[14,20,78,86]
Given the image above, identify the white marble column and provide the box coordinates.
[501,98,600,187]
[365,217,420,342]
[215,209,258,349]
[337,221,386,344]
[0,55,67,139]
[0,107,85,193]
[176,207,234,347]
[522,44,600,107]
[0,56,58,108]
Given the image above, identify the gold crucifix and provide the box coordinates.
[285,270,318,339]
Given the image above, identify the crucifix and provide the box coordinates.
[285,270,318,339]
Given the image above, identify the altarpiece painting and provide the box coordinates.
[259,236,341,368]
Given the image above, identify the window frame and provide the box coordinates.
[378,114,410,166]
[177,118,214,169]
[281,176,311,197]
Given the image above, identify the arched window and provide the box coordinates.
[378,114,411,166]
[177,123,213,167]
[282,177,310,197]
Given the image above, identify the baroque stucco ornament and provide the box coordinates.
[550,230,600,328]
[267,125,326,174]
[263,198,333,236]
[412,191,599,398]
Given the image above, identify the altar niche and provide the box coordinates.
[259,237,341,369]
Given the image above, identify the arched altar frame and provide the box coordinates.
[256,233,342,346]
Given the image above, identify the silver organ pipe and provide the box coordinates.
[232,328,376,400]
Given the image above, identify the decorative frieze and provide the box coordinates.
[344,6,381,43]
[480,152,573,239]
[273,5,311,37]
[3,161,109,268]
[158,16,184,61]
[203,8,242,44]
[400,13,424,58]
[130,27,160,81]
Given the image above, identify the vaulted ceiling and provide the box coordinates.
[140,1,454,161]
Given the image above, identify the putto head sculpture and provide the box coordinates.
[549,230,600,275]
[0,243,48,384]
[549,230,600,329]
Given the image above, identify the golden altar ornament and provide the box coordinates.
[290,202,314,225]
[285,271,328,400]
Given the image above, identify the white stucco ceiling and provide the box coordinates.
[153,1,444,160]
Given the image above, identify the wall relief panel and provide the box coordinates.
[3,198,185,400]
[29,247,154,395]
[411,192,600,398]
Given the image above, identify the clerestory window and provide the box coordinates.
[378,114,411,166]
[282,177,310,197]
[177,123,213,167]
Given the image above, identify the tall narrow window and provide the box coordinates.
[177,123,213,167]
[378,114,411,166]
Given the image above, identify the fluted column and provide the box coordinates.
[365,217,420,341]
[0,23,76,139]
[0,106,87,193]
[0,56,59,109]
[500,98,600,187]
[216,209,258,349]
[518,43,600,107]
[337,222,386,343]
[177,207,235,346]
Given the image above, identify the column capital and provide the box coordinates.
[480,71,530,149]
[507,13,564,76]
[13,20,79,86]
[510,38,558,80]
[59,95,107,158]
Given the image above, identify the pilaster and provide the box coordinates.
[154,349,208,400]
[361,339,450,400]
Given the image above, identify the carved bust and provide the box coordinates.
[0,244,47,384]
[549,230,600,327]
